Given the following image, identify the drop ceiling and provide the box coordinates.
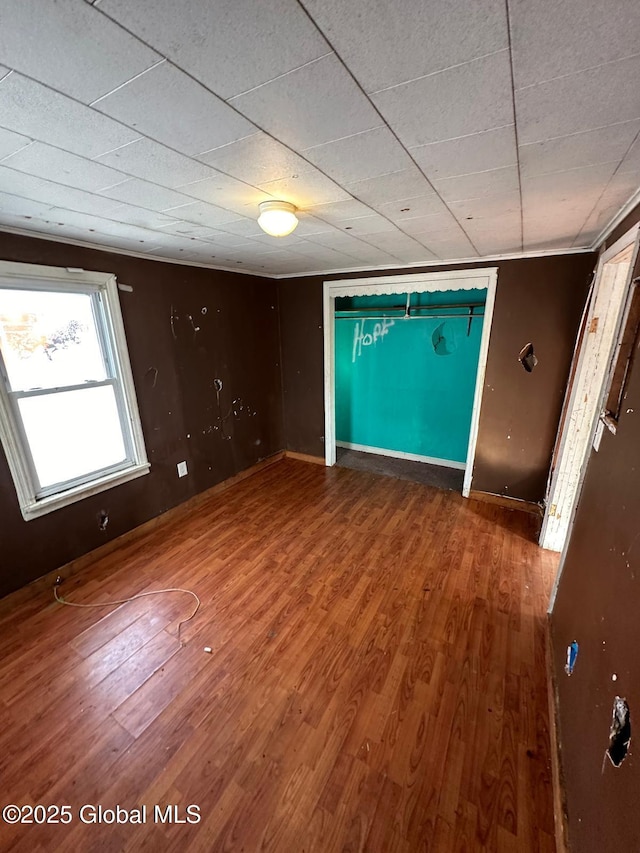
[0,0,639,277]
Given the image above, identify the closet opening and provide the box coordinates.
[323,268,498,496]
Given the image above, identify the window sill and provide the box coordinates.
[20,462,150,521]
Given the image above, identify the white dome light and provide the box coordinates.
[258,200,298,237]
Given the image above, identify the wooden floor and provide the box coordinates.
[0,459,559,852]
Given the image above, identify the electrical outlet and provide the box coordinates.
[177,461,188,477]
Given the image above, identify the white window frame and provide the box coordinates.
[0,261,149,520]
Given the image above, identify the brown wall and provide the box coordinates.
[278,253,595,502]
[0,232,283,599]
[551,214,640,852]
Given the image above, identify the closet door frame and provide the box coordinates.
[322,267,498,497]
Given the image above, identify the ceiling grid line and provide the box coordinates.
[89,58,167,107]
[515,49,640,94]
[504,0,524,251]
[368,47,511,95]
[85,1,426,256]
[291,0,482,257]
[0,0,638,274]
[572,124,640,247]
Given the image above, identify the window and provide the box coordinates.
[0,262,149,520]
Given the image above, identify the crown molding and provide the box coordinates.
[272,246,594,279]
[591,185,640,252]
[0,224,265,278]
[0,224,601,282]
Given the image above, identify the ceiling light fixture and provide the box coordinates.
[258,200,298,237]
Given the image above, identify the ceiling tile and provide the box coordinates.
[411,125,517,180]
[98,178,196,212]
[155,221,232,242]
[94,62,256,156]
[356,229,435,256]
[618,131,640,173]
[100,237,167,254]
[516,55,640,145]
[98,203,183,230]
[339,247,406,266]
[575,172,640,243]
[510,0,640,89]
[346,167,435,206]
[472,233,522,255]
[61,215,165,244]
[520,121,640,177]
[598,168,640,204]
[1,142,127,191]
[145,232,217,253]
[0,165,123,217]
[170,200,243,228]
[332,215,398,236]
[395,211,471,235]
[0,2,637,272]
[371,50,513,148]
[522,214,587,248]
[394,210,462,235]
[288,241,360,263]
[304,229,371,252]
[98,0,330,99]
[417,233,478,259]
[448,190,521,220]
[229,54,381,150]
[196,132,313,185]
[303,127,412,185]
[258,170,351,207]
[0,72,139,158]
[523,235,583,252]
[248,232,307,249]
[0,0,161,103]
[282,214,336,237]
[0,127,33,159]
[211,217,266,239]
[262,256,320,274]
[202,230,260,249]
[94,138,216,187]
[376,194,451,222]
[0,195,171,247]
[0,191,59,219]
[300,0,508,92]
[174,175,270,212]
[386,244,439,264]
[433,166,520,202]
[306,198,375,223]
[0,210,96,242]
[464,213,522,253]
[246,246,306,261]
[522,162,618,211]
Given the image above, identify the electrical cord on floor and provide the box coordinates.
[53,578,200,645]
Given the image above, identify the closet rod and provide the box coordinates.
[335,301,486,314]
[335,313,484,321]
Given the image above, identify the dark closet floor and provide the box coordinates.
[335,446,465,492]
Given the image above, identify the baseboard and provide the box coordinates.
[546,615,569,853]
[467,489,543,516]
[285,450,326,465]
[0,451,285,611]
[335,440,466,471]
